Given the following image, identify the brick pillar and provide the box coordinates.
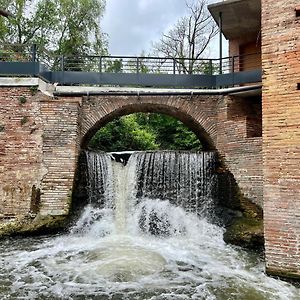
[39,97,81,216]
[262,0,300,278]
[0,87,44,217]
[216,95,263,207]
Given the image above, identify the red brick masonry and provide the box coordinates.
[262,0,300,278]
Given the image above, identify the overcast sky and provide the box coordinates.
[101,0,226,57]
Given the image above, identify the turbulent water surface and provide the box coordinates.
[0,151,299,300]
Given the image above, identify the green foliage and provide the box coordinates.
[194,60,219,75]
[20,116,29,126]
[89,114,159,151]
[105,59,123,73]
[0,125,5,132]
[18,95,27,104]
[135,113,202,150]
[0,0,107,67]
[89,113,202,151]
[29,85,38,95]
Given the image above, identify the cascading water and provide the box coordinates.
[0,150,299,300]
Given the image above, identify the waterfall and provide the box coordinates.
[75,150,218,235]
[84,151,114,207]
[1,150,298,299]
[133,151,217,215]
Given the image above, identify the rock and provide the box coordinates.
[0,214,68,238]
[223,217,264,250]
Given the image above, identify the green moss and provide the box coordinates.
[223,217,264,249]
[20,116,29,126]
[19,95,27,104]
[266,268,300,281]
[0,125,4,132]
[29,86,38,96]
[0,214,68,238]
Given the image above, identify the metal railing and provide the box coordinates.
[0,44,262,88]
[53,53,261,75]
[0,44,36,62]
[0,43,261,74]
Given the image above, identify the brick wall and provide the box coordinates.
[229,38,261,72]
[217,95,263,206]
[0,89,263,223]
[39,96,81,215]
[0,87,44,217]
[0,88,81,218]
[262,0,300,278]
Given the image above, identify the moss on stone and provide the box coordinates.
[215,164,264,250]
[223,217,264,250]
[266,268,300,282]
[0,214,68,238]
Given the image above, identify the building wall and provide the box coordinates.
[262,0,300,278]
[229,39,261,71]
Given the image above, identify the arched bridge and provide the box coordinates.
[0,79,262,218]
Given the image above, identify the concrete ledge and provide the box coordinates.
[0,77,55,97]
[0,77,39,86]
[54,84,262,96]
[0,77,262,97]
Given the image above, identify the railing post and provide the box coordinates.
[219,11,223,75]
[136,57,139,74]
[173,58,176,74]
[31,44,37,62]
[231,56,235,73]
[99,56,102,73]
[60,55,64,71]
[209,59,213,75]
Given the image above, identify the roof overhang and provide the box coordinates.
[208,0,261,40]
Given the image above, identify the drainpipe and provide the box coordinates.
[219,11,223,75]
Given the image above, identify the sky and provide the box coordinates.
[101,0,227,58]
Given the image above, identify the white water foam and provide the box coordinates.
[0,151,299,299]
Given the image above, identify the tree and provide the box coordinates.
[88,113,202,152]
[0,0,107,68]
[89,114,159,152]
[135,113,202,150]
[152,0,217,74]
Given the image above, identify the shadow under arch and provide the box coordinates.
[80,103,216,151]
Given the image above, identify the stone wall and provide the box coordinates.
[262,0,300,278]
[39,96,81,216]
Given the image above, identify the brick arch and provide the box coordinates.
[80,94,220,150]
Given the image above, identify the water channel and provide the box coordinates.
[0,151,299,299]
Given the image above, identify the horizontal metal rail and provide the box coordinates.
[0,44,262,88]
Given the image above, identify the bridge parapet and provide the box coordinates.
[0,44,261,89]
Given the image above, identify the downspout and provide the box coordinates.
[219,11,223,74]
